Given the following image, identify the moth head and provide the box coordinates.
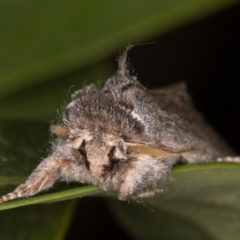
[52,125,128,177]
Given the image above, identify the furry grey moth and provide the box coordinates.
[0,48,239,202]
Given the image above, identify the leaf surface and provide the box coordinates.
[106,164,240,240]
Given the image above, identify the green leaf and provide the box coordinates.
[0,200,77,240]
[0,0,237,98]
[0,60,113,119]
[106,164,240,240]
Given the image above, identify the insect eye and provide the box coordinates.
[78,140,87,158]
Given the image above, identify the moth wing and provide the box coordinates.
[149,83,234,160]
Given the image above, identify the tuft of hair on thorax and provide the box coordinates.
[117,45,134,78]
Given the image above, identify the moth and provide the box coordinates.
[0,48,239,203]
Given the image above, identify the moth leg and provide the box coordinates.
[117,165,138,200]
[134,190,159,198]
[133,182,161,199]
[118,161,160,201]
[0,156,79,203]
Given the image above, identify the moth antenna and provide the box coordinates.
[127,143,176,158]
[126,143,198,158]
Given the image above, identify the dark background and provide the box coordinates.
[66,4,240,239]
[128,4,240,154]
